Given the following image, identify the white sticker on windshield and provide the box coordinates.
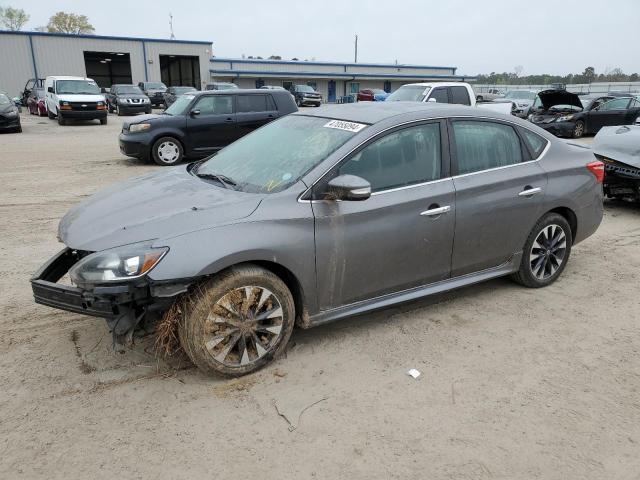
[323,120,367,133]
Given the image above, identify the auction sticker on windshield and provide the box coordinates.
[323,120,367,132]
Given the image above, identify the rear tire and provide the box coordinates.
[100,117,107,125]
[511,213,572,288]
[178,264,295,377]
[476,95,484,102]
[47,108,54,119]
[151,136,184,166]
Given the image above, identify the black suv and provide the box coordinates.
[291,85,322,107]
[119,89,298,165]
[137,81,167,107]
[105,84,151,115]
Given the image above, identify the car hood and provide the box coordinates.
[56,94,106,103]
[593,125,640,169]
[0,103,17,114]
[538,89,582,110]
[58,165,264,251]
[123,113,175,128]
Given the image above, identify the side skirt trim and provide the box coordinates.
[306,253,522,328]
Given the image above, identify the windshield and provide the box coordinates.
[296,85,315,93]
[165,94,194,115]
[117,85,143,94]
[196,115,360,193]
[56,80,101,95]
[145,82,166,90]
[0,93,10,105]
[504,90,536,100]
[386,85,430,102]
[174,87,197,94]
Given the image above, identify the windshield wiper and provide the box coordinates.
[195,171,238,190]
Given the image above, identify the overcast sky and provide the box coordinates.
[12,0,640,76]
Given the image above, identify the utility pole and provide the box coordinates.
[354,34,358,63]
[169,13,175,40]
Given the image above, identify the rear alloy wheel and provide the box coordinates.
[512,213,572,288]
[179,265,295,377]
[151,136,183,166]
[573,120,585,138]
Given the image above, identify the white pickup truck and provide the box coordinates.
[386,82,513,115]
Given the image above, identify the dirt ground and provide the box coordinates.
[1,111,639,480]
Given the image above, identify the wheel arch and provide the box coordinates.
[546,206,577,244]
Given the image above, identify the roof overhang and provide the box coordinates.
[210,69,475,82]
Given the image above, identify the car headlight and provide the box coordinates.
[517,103,529,107]
[142,98,150,103]
[118,98,128,104]
[69,242,168,286]
[5,110,18,117]
[527,114,535,121]
[129,123,151,132]
[556,114,574,122]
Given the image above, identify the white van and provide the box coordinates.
[44,76,108,125]
[386,82,513,115]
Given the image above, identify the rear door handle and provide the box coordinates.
[518,187,542,197]
[420,205,451,217]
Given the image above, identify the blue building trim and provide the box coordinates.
[0,29,211,45]
[211,57,457,71]
[210,69,475,81]
[27,33,38,79]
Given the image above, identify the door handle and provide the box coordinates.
[420,205,451,217]
[225,117,234,122]
[518,186,542,197]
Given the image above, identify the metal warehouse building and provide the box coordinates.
[0,30,472,103]
[211,58,474,103]
[0,30,212,97]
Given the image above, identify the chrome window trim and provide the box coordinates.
[297,114,551,204]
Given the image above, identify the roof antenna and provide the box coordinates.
[169,13,175,40]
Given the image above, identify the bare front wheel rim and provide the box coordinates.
[203,286,284,368]
[529,224,567,280]
[157,141,180,163]
[574,122,584,137]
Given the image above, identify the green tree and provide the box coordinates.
[46,11,94,34]
[0,6,29,31]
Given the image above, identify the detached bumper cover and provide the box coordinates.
[31,248,120,318]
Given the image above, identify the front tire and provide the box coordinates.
[57,112,65,126]
[573,120,585,138]
[511,213,572,288]
[178,265,295,377]
[151,136,183,166]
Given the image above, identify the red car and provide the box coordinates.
[27,88,47,116]
[357,88,389,102]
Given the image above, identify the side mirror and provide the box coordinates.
[427,97,437,103]
[190,109,201,116]
[326,174,371,201]
[47,87,54,93]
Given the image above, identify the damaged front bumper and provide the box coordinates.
[31,248,192,344]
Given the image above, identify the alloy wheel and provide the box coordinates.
[529,224,567,280]
[203,286,284,368]
[156,141,180,163]
[574,122,584,138]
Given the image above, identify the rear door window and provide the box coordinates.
[194,95,233,114]
[429,87,449,103]
[519,128,548,159]
[339,122,442,192]
[237,94,271,113]
[452,120,523,175]
[449,86,471,106]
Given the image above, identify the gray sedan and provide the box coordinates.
[31,103,604,377]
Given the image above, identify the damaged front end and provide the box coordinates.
[31,247,192,349]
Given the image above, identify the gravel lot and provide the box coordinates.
[1,111,639,480]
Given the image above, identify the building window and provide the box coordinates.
[349,82,360,94]
[282,81,294,91]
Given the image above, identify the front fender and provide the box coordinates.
[148,216,317,311]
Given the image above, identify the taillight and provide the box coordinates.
[587,160,604,184]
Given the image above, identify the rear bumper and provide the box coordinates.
[60,109,107,120]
